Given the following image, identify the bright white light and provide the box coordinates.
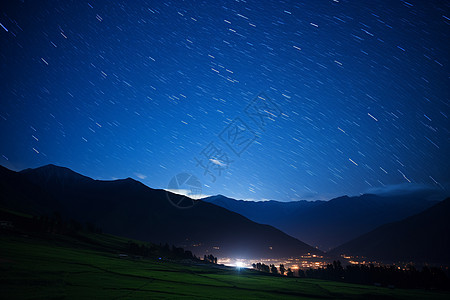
[235,261,245,268]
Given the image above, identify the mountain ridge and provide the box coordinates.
[330,197,450,264]
[0,164,322,259]
[204,193,442,251]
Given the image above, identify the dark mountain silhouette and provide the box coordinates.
[21,164,92,186]
[0,164,321,259]
[330,198,450,264]
[0,164,61,215]
[204,194,440,251]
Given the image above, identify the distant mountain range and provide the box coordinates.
[0,164,321,259]
[203,193,441,251]
[330,198,450,264]
[2,164,448,264]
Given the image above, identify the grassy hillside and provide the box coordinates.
[1,233,449,299]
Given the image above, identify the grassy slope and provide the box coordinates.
[1,234,449,299]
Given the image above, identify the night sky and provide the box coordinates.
[1,0,449,201]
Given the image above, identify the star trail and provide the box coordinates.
[0,0,449,201]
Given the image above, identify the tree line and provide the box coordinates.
[127,240,218,263]
[252,260,450,290]
[127,241,200,260]
[252,262,294,277]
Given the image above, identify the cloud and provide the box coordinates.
[239,198,272,202]
[165,188,210,200]
[134,173,147,180]
[209,158,226,167]
[366,183,449,200]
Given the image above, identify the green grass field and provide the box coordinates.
[1,233,449,299]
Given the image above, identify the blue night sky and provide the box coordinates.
[1,0,449,201]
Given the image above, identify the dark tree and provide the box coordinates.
[203,254,217,264]
[270,264,278,274]
[279,264,286,276]
[69,219,83,231]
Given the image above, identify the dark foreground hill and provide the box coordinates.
[3,230,447,299]
[0,164,320,259]
[330,198,450,264]
[204,194,440,251]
